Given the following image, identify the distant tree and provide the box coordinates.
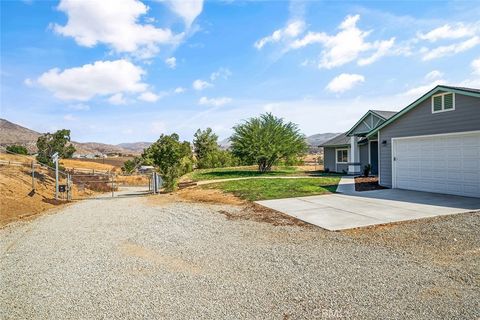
[148,133,194,191]
[36,129,76,167]
[193,128,240,168]
[230,113,308,172]
[6,145,28,155]
[121,159,137,174]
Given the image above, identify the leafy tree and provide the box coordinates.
[230,113,308,172]
[121,159,137,174]
[193,128,219,166]
[36,129,76,167]
[147,133,194,191]
[193,128,238,168]
[6,145,28,155]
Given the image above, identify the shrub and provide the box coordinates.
[363,164,371,177]
[6,145,28,155]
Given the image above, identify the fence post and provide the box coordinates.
[31,161,35,191]
[111,173,114,197]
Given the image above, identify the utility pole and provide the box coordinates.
[52,152,59,200]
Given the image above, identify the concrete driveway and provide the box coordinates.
[256,179,480,231]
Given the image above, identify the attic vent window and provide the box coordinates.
[432,92,455,113]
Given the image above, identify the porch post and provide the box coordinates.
[348,136,361,175]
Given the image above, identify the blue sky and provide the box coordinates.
[1,0,479,144]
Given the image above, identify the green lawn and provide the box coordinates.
[186,166,338,181]
[201,177,341,201]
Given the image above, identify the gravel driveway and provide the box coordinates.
[1,188,479,319]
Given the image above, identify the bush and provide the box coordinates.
[363,164,371,177]
[6,145,28,155]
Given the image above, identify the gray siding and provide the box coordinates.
[323,147,336,172]
[379,93,480,187]
[323,147,349,173]
[359,144,369,171]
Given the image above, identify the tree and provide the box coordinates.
[36,129,76,167]
[147,133,194,192]
[193,128,219,166]
[121,159,137,174]
[193,128,238,168]
[6,145,28,155]
[230,113,308,172]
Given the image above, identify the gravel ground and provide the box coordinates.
[1,187,479,319]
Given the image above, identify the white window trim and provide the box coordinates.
[335,148,349,164]
[431,92,455,114]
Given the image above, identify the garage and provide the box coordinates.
[392,131,480,198]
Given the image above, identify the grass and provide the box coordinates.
[201,177,341,201]
[186,165,339,181]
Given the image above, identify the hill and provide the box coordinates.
[0,118,142,155]
[116,142,152,153]
[306,133,342,150]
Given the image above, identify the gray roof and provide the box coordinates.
[436,85,480,94]
[371,110,397,119]
[319,132,349,147]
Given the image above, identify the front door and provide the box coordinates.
[370,141,378,175]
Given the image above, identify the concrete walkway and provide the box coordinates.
[256,176,480,231]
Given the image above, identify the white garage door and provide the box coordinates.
[392,131,480,198]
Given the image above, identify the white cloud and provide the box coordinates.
[198,96,232,107]
[108,93,127,105]
[422,36,480,61]
[138,91,161,102]
[210,68,232,81]
[37,59,147,101]
[290,15,399,68]
[471,57,480,75]
[53,0,180,58]
[162,0,203,28]
[254,20,305,49]
[326,73,365,93]
[68,103,90,111]
[174,87,186,94]
[24,78,34,87]
[357,38,396,66]
[402,79,447,97]
[424,70,444,81]
[63,114,76,121]
[165,57,177,69]
[192,79,213,91]
[417,23,476,42]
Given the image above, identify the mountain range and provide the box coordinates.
[0,118,340,155]
[0,119,149,155]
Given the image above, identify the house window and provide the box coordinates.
[336,149,348,163]
[432,92,455,113]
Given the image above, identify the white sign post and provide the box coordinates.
[52,152,59,200]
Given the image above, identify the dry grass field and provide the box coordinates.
[66,156,134,169]
[61,158,116,171]
[0,165,95,227]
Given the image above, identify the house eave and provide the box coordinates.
[367,85,480,138]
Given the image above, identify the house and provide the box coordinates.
[320,85,480,198]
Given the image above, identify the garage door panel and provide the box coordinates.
[393,131,480,198]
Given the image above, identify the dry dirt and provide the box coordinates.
[354,176,388,191]
[145,187,310,228]
[0,165,95,227]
